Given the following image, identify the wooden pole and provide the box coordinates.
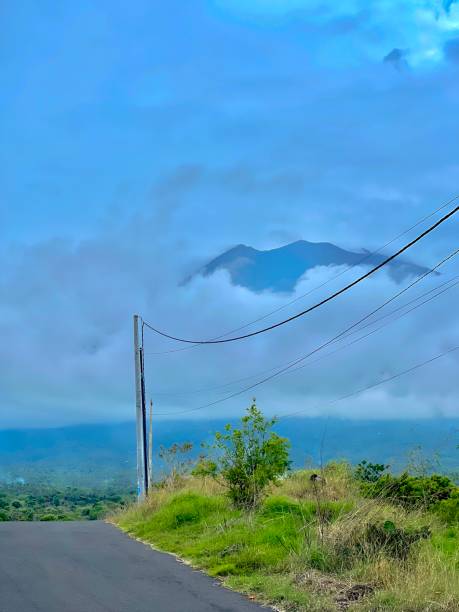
[148,399,153,486]
[133,315,147,500]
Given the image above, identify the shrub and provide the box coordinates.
[433,492,459,525]
[202,401,291,509]
[88,504,106,520]
[331,518,431,565]
[363,520,431,560]
[354,460,389,483]
[361,472,457,508]
[40,514,57,521]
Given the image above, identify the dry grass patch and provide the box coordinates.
[294,570,374,610]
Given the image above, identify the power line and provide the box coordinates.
[277,345,459,422]
[145,193,459,356]
[155,268,457,416]
[284,276,459,381]
[152,273,459,398]
[154,247,459,415]
[143,204,458,345]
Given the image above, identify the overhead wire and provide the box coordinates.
[145,193,459,355]
[154,247,459,415]
[151,273,459,398]
[276,345,459,422]
[143,204,459,345]
[284,276,459,380]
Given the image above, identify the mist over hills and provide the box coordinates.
[193,240,430,293]
[1,418,457,486]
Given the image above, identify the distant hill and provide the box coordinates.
[0,418,457,486]
[192,240,430,292]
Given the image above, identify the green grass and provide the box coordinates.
[113,470,459,611]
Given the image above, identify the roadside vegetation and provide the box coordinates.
[114,403,459,611]
[0,483,134,521]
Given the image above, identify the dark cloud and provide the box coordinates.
[153,165,205,199]
[383,48,408,70]
[152,164,306,200]
[443,0,458,15]
[444,36,459,63]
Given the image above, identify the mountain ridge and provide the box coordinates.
[192,239,430,292]
[1,418,457,485]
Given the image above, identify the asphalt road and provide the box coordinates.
[0,521,265,612]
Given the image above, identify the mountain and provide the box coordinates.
[1,418,457,486]
[195,240,430,293]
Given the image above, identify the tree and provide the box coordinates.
[203,401,291,509]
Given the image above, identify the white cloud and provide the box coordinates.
[1,226,457,428]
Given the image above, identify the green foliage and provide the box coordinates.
[0,483,134,521]
[363,520,431,560]
[361,472,457,508]
[88,503,106,520]
[204,401,291,509]
[191,457,218,478]
[40,514,58,521]
[354,460,389,483]
[433,491,459,525]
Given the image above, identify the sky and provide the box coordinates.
[0,0,458,428]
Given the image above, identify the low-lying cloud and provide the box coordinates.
[1,217,458,428]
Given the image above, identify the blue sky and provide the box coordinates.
[0,1,458,427]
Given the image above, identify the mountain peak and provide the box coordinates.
[193,240,430,293]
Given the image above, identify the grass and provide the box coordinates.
[112,465,459,611]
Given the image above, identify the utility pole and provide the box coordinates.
[148,399,153,485]
[133,315,148,500]
[140,343,149,495]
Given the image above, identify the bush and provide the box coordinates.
[363,520,431,560]
[355,460,389,483]
[332,519,431,565]
[202,402,291,509]
[361,472,457,508]
[40,514,57,521]
[434,492,459,525]
[88,504,106,520]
